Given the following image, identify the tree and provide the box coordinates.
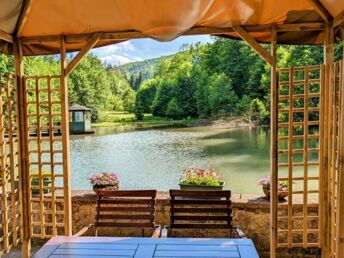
[208,73,238,116]
[134,98,144,120]
[151,79,175,116]
[136,78,159,113]
[166,98,182,119]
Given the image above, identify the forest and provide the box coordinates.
[0,37,342,125]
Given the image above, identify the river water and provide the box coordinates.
[70,126,270,194]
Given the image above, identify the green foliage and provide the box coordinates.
[208,73,238,116]
[166,98,182,119]
[136,78,159,113]
[249,98,269,125]
[134,98,144,120]
[235,95,252,115]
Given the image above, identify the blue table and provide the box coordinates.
[33,236,259,258]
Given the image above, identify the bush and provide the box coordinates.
[235,95,251,115]
[166,98,182,119]
[134,100,144,120]
[249,98,269,124]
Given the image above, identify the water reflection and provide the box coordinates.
[70,126,271,194]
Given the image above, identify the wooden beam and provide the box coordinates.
[20,23,325,45]
[0,30,13,44]
[65,33,100,76]
[60,36,72,236]
[307,0,332,23]
[270,26,278,258]
[232,25,273,66]
[15,0,34,36]
[14,38,31,258]
[334,10,344,28]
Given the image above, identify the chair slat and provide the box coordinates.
[171,224,230,229]
[96,214,154,220]
[169,190,233,234]
[95,222,154,228]
[171,215,232,221]
[95,190,157,234]
[97,207,153,212]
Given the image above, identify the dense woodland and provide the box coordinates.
[0,37,342,124]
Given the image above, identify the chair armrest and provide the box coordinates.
[151,225,161,238]
[160,225,168,238]
[73,224,94,237]
[235,227,246,238]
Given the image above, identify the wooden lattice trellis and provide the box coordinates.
[273,65,323,249]
[24,75,70,239]
[0,74,21,255]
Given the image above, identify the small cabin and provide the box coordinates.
[68,104,93,134]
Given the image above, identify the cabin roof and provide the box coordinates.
[69,104,92,112]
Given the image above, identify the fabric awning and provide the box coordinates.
[1,0,343,55]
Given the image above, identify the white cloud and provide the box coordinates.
[92,41,140,66]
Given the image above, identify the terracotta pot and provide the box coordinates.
[93,185,119,195]
[262,185,288,200]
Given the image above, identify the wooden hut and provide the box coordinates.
[68,104,93,134]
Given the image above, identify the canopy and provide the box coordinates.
[1,0,344,55]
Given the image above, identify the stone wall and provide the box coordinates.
[71,191,319,258]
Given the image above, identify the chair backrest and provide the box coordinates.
[169,190,233,232]
[95,190,157,230]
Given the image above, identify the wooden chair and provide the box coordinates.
[74,190,161,238]
[161,190,245,238]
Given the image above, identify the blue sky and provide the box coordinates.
[91,35,213,66]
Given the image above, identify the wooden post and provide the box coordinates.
[14,39,31,258]
[337,58,344,258]
[60,36,72,236]
[322,24,334,258]
[270,26,278,258]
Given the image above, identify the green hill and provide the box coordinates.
[115,55,173,86]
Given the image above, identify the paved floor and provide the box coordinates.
[3,245,40,258]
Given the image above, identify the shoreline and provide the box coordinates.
[92,115,266,130]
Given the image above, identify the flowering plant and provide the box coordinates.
[180,168,223,186]
[88,172,119,188]
[257,176,288,190]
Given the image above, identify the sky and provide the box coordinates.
[91,35,213,66]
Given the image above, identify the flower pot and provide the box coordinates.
[262,185,288,200]
[93,185,119,195]
[179,182,224,191]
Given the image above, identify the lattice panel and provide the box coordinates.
[24,75,68,238]
[275,65,323,248]
[0,74,21,255]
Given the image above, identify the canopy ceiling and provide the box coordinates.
[1,0,344,55]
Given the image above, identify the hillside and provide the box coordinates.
[115,55,172,82]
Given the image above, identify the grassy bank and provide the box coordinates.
[92,111,198,127]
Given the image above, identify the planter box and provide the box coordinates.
[32,179,51,195]
[179,182,225,191]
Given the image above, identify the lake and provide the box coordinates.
[70,126,270,194]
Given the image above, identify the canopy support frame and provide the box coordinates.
[65,33,101,76]
[232,26,273,66]
[334,11,344,28]
[15,0,33,36]
[306,0,332,23]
